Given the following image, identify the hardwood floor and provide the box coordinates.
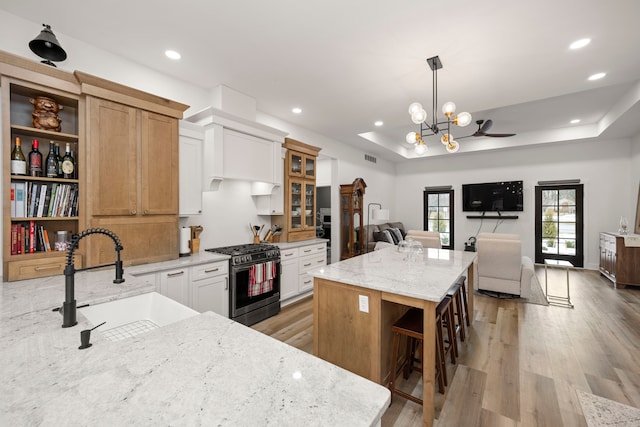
[251,268,640,426]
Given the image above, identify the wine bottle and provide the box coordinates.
[46,141,58,178]
[28,139,43,177]
[55,143,63,177]
[10,136,27,175]
[61,143,75,179]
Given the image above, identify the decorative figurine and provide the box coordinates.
[30,96,63,132]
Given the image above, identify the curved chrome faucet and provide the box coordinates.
[61,228,125,328]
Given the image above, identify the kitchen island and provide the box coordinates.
[0,256,390,426]
[308,246,477,427]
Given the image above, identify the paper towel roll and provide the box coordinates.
[180,227,191,255]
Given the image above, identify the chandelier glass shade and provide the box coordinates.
[407,56,471,155]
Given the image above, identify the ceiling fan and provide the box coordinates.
[461,119,516,138]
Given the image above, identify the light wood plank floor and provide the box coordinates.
[251,267,640,426]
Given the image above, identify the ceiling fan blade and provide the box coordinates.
[480,119,493,133]
[485,133,516,138]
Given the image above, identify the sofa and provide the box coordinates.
[362,222,406,252]
[476,232,534,297]
[405,230,442,249]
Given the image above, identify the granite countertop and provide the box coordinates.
[307,246,477,302]
[126,251,230,275]
[272,239,328,250]
[0,258,390,426]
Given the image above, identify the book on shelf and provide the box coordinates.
[10,221,56,254]
[29,220,35,254]
[15,182,79,219]
[10,183,16,217]
[36,184,48,217]
[15,182,26,217]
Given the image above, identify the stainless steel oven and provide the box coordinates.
[205,244,281,326]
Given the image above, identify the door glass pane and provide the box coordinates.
[438,193,449,206]
[438,206,449,220]
[291,154,302,174]
[428,194,439,205]
[305,157,315,177]
[440,232,450,247]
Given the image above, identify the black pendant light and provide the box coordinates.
[29,24,67,67]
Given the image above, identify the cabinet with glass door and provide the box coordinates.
[340,178,366,260]
[272,138,321,242]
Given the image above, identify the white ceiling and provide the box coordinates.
[3,0,640,162]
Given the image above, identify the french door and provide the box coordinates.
[423,189,454,249]
[534,184,584,267]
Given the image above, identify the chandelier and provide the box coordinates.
[406,56,472,155]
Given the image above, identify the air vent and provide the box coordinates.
[364,154,377,163]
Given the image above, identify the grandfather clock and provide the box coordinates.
[340,178,366,260]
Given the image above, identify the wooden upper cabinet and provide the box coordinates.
[75,71,188,267]
[88,97,138,216]
[140,111,178,215]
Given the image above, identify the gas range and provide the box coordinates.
[205,243,280,266]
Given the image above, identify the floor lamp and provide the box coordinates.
[366,203,390,252]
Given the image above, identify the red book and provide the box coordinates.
[29,220,35,254]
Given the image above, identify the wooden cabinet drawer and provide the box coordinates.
[7,254,83,282]
[191,261,228,281]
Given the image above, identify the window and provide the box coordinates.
[535,184,584,267]
[423,189,454,249]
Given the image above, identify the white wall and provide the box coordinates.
[395,137,632,269]
[631,132,640,233]
[0,10,211,117]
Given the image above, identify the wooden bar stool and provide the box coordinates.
[437,295,457,363]
[447,277,467,344]
[388,308,446,405]
[459,276,470,327]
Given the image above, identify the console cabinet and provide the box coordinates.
[599,232,640,288]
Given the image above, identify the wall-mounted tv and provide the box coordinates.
[462,181,524,212]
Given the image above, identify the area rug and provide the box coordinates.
[475,273,549,306]
[577,389,640,426]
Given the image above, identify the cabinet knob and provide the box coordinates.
[131,209,137,215]
[144,209,149,215]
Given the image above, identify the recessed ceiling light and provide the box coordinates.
[374,121,383,127]
[570,38,591,50]
[588,72,606,81]
[292,107,302,114]
[165,50,181,60]
[570,119,581,124]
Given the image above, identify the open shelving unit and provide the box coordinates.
[2,69,84,281]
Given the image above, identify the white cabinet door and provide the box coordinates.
[179,122,204,215]
[159,268,190,306]
[190,261,229,317]
[281,258,299,301]
[192,275,229,317]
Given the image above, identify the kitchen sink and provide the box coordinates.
[79,292,198,342]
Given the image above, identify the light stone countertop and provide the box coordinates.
[0,256,390,426]
[272,238,328,250]
[307,246,477,302]
[126,251,230,275]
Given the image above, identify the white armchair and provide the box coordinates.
[476,233,534,298]
[405,230,442,249]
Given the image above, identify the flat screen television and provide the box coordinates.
[462,181,523,212]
